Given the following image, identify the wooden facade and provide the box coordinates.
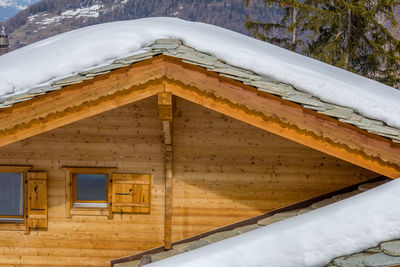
[0,96,378,266]
[0,56,399,177]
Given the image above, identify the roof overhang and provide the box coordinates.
[0,55,399,178]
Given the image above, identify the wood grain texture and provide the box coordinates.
[62,167,117,219]
[0,57,166,148]
[159,93,174,250]
[0,58,391,266]
[0,96,378,266]
[27,172,48,229]
[0,97,165,266]
[160,56,400,177]
[164,148,173,250]
[0,55,398,177]
[171,98,378,241]
[112,174,151,214]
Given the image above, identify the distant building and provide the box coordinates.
[0,27,9,55]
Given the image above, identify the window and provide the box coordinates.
[64,168,151,218]
[74,173,107,208]
[0,166,48,234]
[63,167,116,218]
[0,172,24,222]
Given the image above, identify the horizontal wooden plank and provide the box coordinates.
[113,180,151,185]
[0,60,387,267]
[161,56,400,177]
[112,203,150,208]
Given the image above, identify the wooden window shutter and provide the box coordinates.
[27,172,48,230]
[111,174,151,214]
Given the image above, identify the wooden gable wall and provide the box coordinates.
[171,98,377,241]
[0,56,399,179]
[0,97,165,266]
[0,96,377,266]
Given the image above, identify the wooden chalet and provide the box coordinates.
[0,33,399,266]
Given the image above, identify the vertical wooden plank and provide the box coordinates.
[143,181,151,214]
[111,174,151,213]
[27,172,48,229]
[108,174,113,219]
[158,92,173,121]
[159,91,174,250]
[164,147,173,249]
[65,170,72,218]
[163,121,172,145]
[23,172,29,235]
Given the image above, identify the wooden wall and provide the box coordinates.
[0,96,377,266]
[171,98,378,241]
[0,97,165,267]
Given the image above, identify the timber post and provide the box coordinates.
[158,91,173,249]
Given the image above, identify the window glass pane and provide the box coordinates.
[76,174,107,201]
[0,173,23,216]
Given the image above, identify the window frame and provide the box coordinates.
[72,173,108,205]
[0,165,32,231]
[63,167,116,218]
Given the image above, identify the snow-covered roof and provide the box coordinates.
[142,179,400,267]
[0,17,400,142]
[113,179,391,267]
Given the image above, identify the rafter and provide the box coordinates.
[161,56,400,178]
[0,55,399,178]
[0,57,166,147]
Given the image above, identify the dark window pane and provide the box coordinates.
[0,173,23,216]
[76,174,107,201]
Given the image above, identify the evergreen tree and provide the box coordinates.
[245,0,400,87]
[244,0,304,51]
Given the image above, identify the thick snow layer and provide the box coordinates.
[147,179,400,267]
[1,17,400,128]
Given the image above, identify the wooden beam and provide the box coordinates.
[163,120,172,146]
[0,55,399,178]
[166,81,400,178]
[159,56,400,178]
[23,172,29,235]
[158,92,173,249]
[64,169,72,219]
[0,57,166,148]
[158,92,173,121]
[164,143,173,249]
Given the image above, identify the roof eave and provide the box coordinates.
[0,54,399,177]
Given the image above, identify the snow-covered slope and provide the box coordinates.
[146,179,400,267]
[27,3,104,26]
[0,0,39,21]
[3,0,268,51]
[0,17,400,129]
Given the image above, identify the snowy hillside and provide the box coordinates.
[27,3,104,26]
[1,0,272,51]
[0,0,39,21]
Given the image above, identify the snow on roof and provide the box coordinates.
[145,179,400,267]
[0,17,400,130]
